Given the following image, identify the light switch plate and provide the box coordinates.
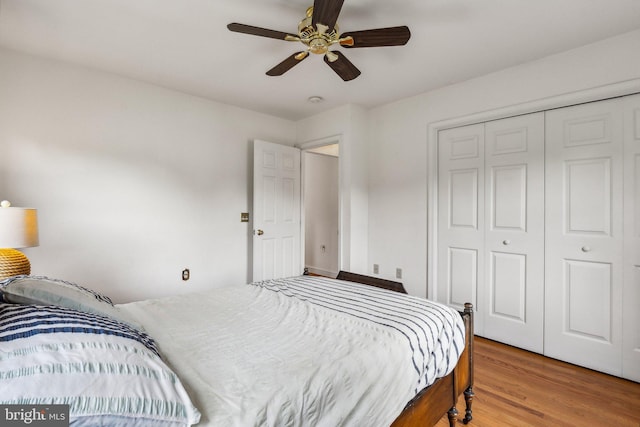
[241,212,249,222]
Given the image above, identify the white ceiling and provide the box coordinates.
[1,0,640,121]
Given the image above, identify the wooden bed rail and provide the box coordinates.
[336,270,408,294]
[391,303,475,427]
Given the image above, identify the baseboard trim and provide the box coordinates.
[305,267,338,278]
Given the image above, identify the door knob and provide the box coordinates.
[256,229,264,236]
[581,246,591,252]
[502,240,511,246]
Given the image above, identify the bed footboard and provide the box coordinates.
[334,272,474,427]
[390,303,474,427]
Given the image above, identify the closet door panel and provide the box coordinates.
[545,99,624,376]
[565,158,611,235]
[623,94,640,382]
[449,169,479,228]
[491,165,526,230]
[490,251,526,321]
[448,247,477,307]
[483,113,545,353]
[438,124,485,332]
[565,259,612,341]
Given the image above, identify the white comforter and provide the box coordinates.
[119,276,465,427]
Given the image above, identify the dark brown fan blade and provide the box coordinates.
[341,26,411,48]
[227,23,297,41]
[312,0,345,32]
[323,51,361,81]
[266,52,309,76]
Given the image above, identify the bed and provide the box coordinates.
[0,273,474,427]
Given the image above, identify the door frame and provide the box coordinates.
[426,78,640,300]
[298,135,343,277]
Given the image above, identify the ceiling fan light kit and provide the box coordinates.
[227,0,410,81]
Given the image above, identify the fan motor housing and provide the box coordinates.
[298,10,340,55]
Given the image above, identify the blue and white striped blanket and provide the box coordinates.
[0,303,201,426]
[251,275,466,393]
[0,303,158,355]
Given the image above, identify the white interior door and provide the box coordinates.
[623,94,640,382]
[253,140,302,281]
[483,113,545,353]
[545,99,624,376]
[437,123,485,333]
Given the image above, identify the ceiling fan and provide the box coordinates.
[227,0,411,81]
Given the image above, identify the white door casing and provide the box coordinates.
[544,98,624,376]
[299,137,342,278]
[483,113,545,353]
[622,94,640,382]
[253,140,302,281]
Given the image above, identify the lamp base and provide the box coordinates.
[0,248,31,280]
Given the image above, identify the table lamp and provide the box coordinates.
[0,200,39,280]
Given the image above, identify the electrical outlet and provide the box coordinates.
[182,268,190,281]
[396,268,402,279]
[373,264,379,274]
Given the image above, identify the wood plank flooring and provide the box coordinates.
[436,337,640,427]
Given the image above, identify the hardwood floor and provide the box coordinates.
[436,337,640,427]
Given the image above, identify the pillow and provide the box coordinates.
[0,275,140,329]
[0,303,201,427]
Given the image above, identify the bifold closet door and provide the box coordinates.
[438,113,545,349]
[437,123,486,333]
[545,98,624,377]
[623,94,640,382]
[482,113,544,353]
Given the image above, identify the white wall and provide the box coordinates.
[368,96,427,292]
[303,152,339,277]
[367,29,640,297]
[0,47,296,303]
[4,28,640,303]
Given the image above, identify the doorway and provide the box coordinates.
[301,140,340,278]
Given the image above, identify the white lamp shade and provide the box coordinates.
[0,207,39,249]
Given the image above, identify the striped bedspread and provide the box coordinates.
[251,276,466,393]
[120,275,466,426]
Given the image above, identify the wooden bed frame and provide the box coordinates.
[335,271,475,427]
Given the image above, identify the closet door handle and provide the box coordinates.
[581,246,591,252]
[502,240,511,246]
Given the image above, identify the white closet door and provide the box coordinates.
[437,124,485,333]
[545,99,624,376]
[483,113,545,353]
[623,94,640,382]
